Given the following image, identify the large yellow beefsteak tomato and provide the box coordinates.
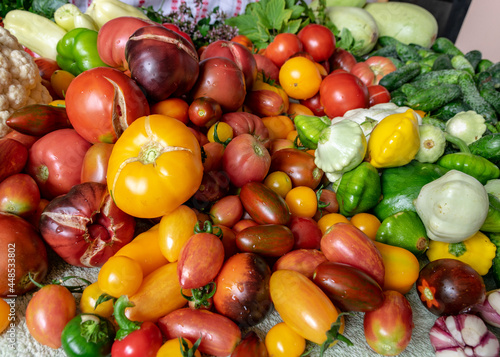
[107,114,203,218]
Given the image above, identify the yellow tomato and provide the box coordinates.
[285,186,318,218]
[48,99,66,107]
[269,269,344,345]
[279,57,322,100]
[158,205,198,262]
[350,213,381,240]
[264,171,293,198]
[97,255,143,298]
[317,213,350,235]
[156,338,201,357]
[80,282,114,318]
[265,322,306,357]
[50,69,75,99]
[106,114,204,218]
[207,121,234,143]
[0,298,10,334]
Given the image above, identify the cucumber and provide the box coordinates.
[431,54,453,71]
[431,37,464,56]
[451,55,475,76]
[367,45,398,59]
[480,85,500,115]
[464,50,482,72]
[431,100,471,120]
[377,35,400,47]
[378,62,421,91]
[469,133,500,164]
[395,42,421,62]
[387,56,403,69]
[376,211,429,256]
[477,59,494,73]
[413,68,463,85]
[390,94,407,106]
[458,72,498,123]
[405,84,461,112]
[400,83,419,97]
[487,233,500,287]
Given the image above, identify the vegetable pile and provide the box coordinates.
[2,0,500,356]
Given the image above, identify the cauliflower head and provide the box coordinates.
[0,26,52,137]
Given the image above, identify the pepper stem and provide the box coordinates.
[113,295,142,341]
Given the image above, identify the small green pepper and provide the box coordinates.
[293,114,330,150]
[56,27,109,76]
[61,313,115,357]
[437,133,500,184]
[335,161,381,217]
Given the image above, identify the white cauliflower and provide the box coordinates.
[0,26,52,137]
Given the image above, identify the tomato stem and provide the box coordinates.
[113,295,142,340]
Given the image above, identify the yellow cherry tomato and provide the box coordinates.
[207,121,234,143]
[279,56,322,100]
[317,213,350,235]
[0,298,10,334]
[350,213,381,240]
[264,171,293,198]
[285,186,318,218]
[265,322,306,357]
[50,69,75,99]
[80,282,114,318]
[97,255,143,298]
[157,338,201,357]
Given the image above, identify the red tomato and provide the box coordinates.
[299,92,325,117]
[236,224,294,257]
[273,249,327,279]
[80,142,114,184]
[25,129,91,200]
[188,96,223,128]
[222,133,271,187]
[210,195,244,228]
[328,48,357,72]
[239,181,291,225]
[297,24,336,62]
[368,84,391,107]
[162,23,195,48]
[0,138,29,183]
[65,67,150,144]
[264,33,303,68]
[351,56,397,86]
[289,216,322,250]
[320,71,369,118]
[0,173,40,218]
[25,285,76,349]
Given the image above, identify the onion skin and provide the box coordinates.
[473,289,500,328]
[429,314,500,357]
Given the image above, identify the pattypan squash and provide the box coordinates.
[445,110,486,146]
[426,231,496,275]
[414,170,489,243]
[314,119,367,183]
[367,109,420,168]
[414,124,446,163]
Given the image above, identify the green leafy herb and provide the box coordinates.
[0,0,67,19]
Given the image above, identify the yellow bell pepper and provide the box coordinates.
[367,109,420,168]
[426,231,497,275]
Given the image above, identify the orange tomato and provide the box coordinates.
[269,269,344,345]
[317,213,350,235]
[158,205,198,262]
[0,299,9,334]
[106,114,204,218]
[261,115,295,140]
[114,224,168,276]
[287,102,314,119]
[285,186,318,218]
[150,98,189,124]
[350,213,381,240]
[231,34,254,50]
[286,130,299,143]
[50,69,75,99]
[279,57,322,100]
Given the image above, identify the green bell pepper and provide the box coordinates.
[373,160,449,221]
[437,133,500,185]
[61,313,115,357]
[294,114,330,150]
[56,27,108,76]
[335,162,381,217]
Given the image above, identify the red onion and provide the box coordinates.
[429,314,499,357]
[474,289,500,328]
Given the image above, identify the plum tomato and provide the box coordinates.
[297,23,336,62]
[80,142,114,185]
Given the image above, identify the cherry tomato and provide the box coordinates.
[0,298,10,334]
[287,102,314,119]
[368,84,391,107]
[264,33,303,68]
[317,212,350,235]
[80,142,114,184]
[150,98,189,124]
[261,115,295,140]
[80,282,115,318]
[207,121,234,143]
[350,212,381,240]
[351,56,397,86]
[231,34,253,50]
[297,23,336,62]
[188,96,223,128]
[265,322,306,357]
[299,92,325,117]
[264,171,293,198]
[320,71,369,118]
[285,186,318,218]
[157,338,202,357]
[279,56,322,100]
[50,69,75,99]
[97,255,143,298]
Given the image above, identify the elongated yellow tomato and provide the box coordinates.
[114,224,168,276]
[107,114,203,218]
[269,269,344,345]
[158,205,198,262]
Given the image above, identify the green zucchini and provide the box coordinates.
[464,50,482,72]
[469,133,500,164]
[431,37,464,56]
[458,72,498,123]
[431,100,471,120]
[405,84,461,112]
[379,62,421,91]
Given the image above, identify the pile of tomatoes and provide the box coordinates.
[0,19,423,357]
